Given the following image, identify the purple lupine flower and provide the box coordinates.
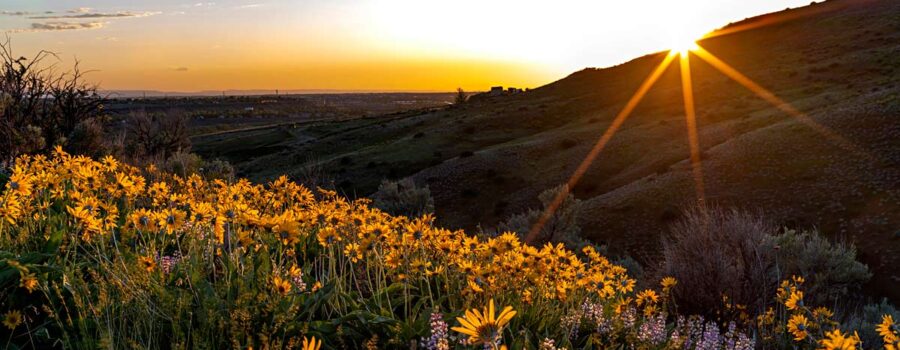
[696,321,722,350]
[423,312,450,350]
[638,313,668,344]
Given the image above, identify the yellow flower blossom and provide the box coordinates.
[451,299,516,347]
[3,310,23,330]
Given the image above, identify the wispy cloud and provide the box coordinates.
[69,7,92,14]
[30,11,161,19]
[235,4,264,9]
[16,21,106,32]
[1,10,35,16]
[171,67,189,72]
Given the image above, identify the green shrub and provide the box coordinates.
[497,184,587,249]
[371,178,435,217]
[772,229,872,305]
[842,299,899,346]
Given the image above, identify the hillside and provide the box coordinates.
[194,0,900,299]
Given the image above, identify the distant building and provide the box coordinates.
[489,86,504,95]
[507,87,522,93]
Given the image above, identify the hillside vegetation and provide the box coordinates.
[1,150,898,349]
[194,0,900,299]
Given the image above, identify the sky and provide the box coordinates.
[1,0,815,92]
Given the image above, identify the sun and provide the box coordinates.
[666,24,705,56]
[672,39,700,56]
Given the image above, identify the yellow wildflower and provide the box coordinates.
[3,310,22,330]
[451,299,516,347]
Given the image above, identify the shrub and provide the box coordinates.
[842,299,899,346]
[772,229,871,305]
[67,118,108,158]
[154,151,235,181]
[659,207,872,317]
[454,87,467,105]
[124,110,191,160]
[0,40,105,164]
[658,206,776,315]
[497,184,587,249]
[371,178,435,217]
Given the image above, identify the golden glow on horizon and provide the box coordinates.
[2,0,818,91]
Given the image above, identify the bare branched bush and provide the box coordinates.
[124,110,190,160]
[291,156,334,191]
[498,184,586,249]
[1,39,105,164]
[371,178,435,217]
[659,206,776,315]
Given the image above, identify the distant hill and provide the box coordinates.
[194,0,900,299]
[103,89,454,98]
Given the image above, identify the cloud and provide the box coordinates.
[235,4,263,9]
[23,21,106,32]
[1,10,34,16]
[69,7,92,14]
[30,11,161,19]
[172,67,189,72]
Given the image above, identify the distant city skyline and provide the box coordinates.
[3,0,816,92]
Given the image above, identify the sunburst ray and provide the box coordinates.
[524,51,677,244]
[679,51,706,204]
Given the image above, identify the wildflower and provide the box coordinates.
[289,265,307,292]
[785,290,804,310]
[637,313,667,344]
[539,338,566,350]
[302,336,321,350]
[660,276,677,292]
[343,243,363,262]
[130,209,158,231]
[452,299,516,348]
[467,278,485,294]
[878,315,898,347]
[3,310,22,330]
[818,329,860,350]
[787,314,810,341]
[160,254,181,274]
[696,321,722,350]
[19,272,38,293]
[813,307,834,320]
[139,256,156,272]
[273,276,292,295]
[423,312,450,350]
[158,208,186,234]
[636,289,659,306]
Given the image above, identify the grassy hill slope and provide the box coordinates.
[195,0,900,298]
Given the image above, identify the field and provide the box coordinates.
[2,0,899,348]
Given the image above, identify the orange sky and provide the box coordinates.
[2,0,816,92]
